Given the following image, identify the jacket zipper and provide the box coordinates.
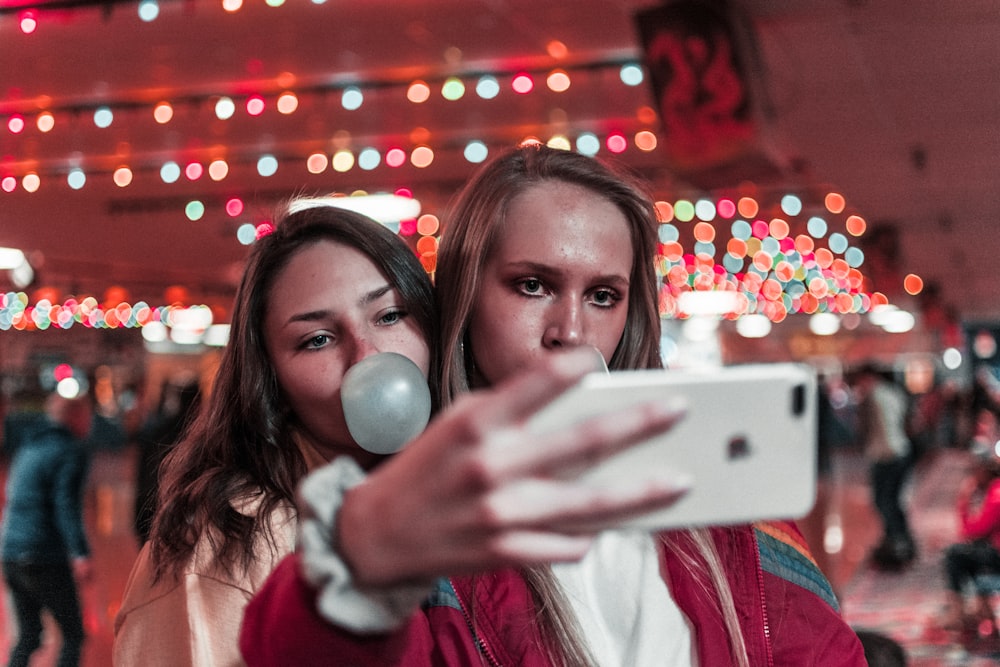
[450,577,503,667]
[751,529,775,667]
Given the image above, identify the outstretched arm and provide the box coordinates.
[241,349,689,660]
[338,348,688,587]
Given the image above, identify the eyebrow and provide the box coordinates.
[284,283,395,326]
[502,261,630,286]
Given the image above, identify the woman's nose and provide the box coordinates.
[348,332,380,365]
[542,301,584,349]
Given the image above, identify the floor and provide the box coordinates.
[0,444,995,666]
[834,449,1000,666]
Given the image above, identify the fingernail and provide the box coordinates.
[653,471,694,494]
[654,396,689,419]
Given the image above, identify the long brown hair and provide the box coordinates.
[436,144,748,666]
[150,203,437,583]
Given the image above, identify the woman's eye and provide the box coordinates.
[518,278,543,295]
[304,334,330,349]
[591,289,619,307]
[378,310,405,325]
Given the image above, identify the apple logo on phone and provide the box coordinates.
[727,435,752,461]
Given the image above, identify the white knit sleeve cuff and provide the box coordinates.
[297,456,432,634]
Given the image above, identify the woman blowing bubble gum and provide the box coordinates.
[114,202,440,665]
[240,145,865,666]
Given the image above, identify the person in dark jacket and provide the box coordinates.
[1,391,94,667]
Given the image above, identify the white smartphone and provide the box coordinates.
[528,363,818,531]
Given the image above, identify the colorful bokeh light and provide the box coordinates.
[407,81,431,104]
[511,73,533,94]
[656,190,882,322]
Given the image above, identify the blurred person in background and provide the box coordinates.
[852,363,917,569]
[799,374,853,593]
[1,390,94,667]
[937,411,1000,634]
[1,387,49,460]
[132,377,202,543]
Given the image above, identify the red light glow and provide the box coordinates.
[385,149,406,168]
[246,95,265,116]
[546,70,571,92]
[845,215,867,236]
[113,167,133,187]
[407,82,431,104]
[546,40,568,59]
[511,74,533,94]
[605,132,627,154]
[769,218,789,240]
[37,112,55,132]
[153,102,173,124]
[19,11,37,34]
[717,199,736,218]
[634,130,657,151]
[255,222,275,240]
[654,201,674,222]
[904,273,924,295]
[416,214,439,236]
[737,197,759,218]
[276,92,298,114]
[825,192,846,214]
[416,236,438,254]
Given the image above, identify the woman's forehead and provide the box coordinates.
[491,185,633,267]
[269,241,391,304]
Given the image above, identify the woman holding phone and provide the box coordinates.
[241,144,865,665]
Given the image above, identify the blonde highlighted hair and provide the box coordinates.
[436,144,749,666]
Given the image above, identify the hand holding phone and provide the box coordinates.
[528,363,818,531]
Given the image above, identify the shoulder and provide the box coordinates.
[754,521,866,664]
[115,544,183,633]
[115,544,250,666]
[118,538,266,628]
[187,498,298,587]
[753,520,840,610]
[240,494,298,560]
[132,498,297,604]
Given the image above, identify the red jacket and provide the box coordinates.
[240,520,865,666]
[958,477,1000,551]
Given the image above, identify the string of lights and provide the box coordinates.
[1,1,924,340]
[2,178,926,338]
[5,0,354,26]
[1,60,652,191]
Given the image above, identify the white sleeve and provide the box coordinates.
[297,456,433,634]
